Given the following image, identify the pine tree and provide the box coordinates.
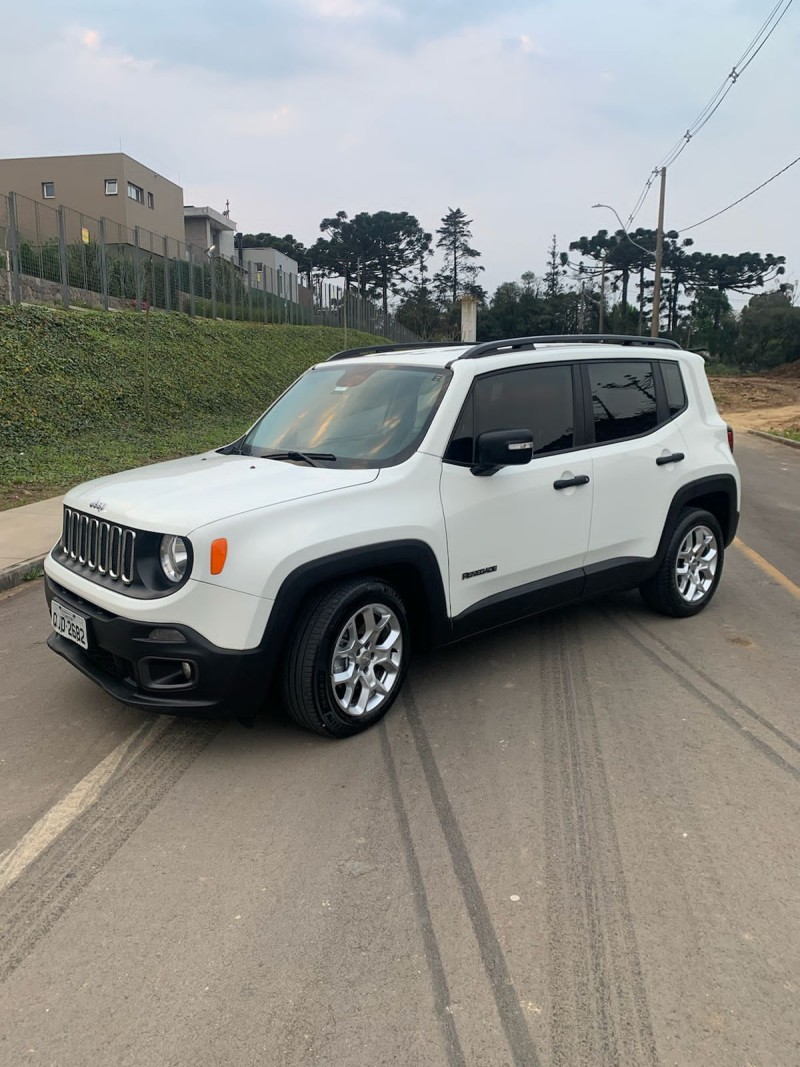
[433,207,484,308]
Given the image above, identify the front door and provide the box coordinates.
[439,362,593,620]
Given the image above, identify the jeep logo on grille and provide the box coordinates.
[89,500,107,512]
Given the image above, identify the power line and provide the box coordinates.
[677,152,800,233]
[626,0,793,226]
[659,0,793,167]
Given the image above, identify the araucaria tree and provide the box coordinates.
[312,210,430,319]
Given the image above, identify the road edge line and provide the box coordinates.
[733,537,800,602]
[0,718,172,895]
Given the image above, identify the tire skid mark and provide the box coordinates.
[402,683,543,1067]
[378,723,466,1067]
[605,610,800,783]
[541,618,660,1067]
[616,608,800,756]
[0,719,222,984]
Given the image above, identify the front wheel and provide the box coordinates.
[282,578,410,737]
[640,508,725,617]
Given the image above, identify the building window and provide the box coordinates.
[105,178,118,195]
[42,181,55,199]
[147,191,154,209]
[127,181,144,204]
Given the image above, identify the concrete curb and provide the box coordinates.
[0,556,46,595]
[748,428,800,451]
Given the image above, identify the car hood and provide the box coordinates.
[63,452,379,534]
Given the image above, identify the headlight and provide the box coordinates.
[159,535,189,584]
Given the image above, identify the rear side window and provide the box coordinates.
[588,361,657,443]
[661,361,686,417]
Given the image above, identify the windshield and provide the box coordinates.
[240,364,451,468]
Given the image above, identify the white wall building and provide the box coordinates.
[239,246,299,298]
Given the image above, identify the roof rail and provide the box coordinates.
[454,333,682,361]
[327,341,469,362]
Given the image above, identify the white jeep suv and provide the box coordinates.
[45,334,740,737]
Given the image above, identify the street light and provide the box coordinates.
[591,203,656,258]
[591,167,667,339]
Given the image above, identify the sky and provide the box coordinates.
[2,0,798,302]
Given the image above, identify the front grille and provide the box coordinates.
[61,507,136,585]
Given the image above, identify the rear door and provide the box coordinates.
[582,358,689,567]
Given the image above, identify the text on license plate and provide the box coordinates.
[51,600,89,650]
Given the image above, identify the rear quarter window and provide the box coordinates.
[661,361,687,417]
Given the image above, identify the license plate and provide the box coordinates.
[51,600,89,650]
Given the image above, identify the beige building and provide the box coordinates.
[0,152,185,244]
[184,205,237,260]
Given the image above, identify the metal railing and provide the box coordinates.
[0,190,417,342]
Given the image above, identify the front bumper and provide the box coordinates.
[45,576,266,717]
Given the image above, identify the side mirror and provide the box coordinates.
[471,429,534,476]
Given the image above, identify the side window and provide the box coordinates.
[660,361,686,417]
[445,364,574,462]
[588,361,657,443]
[445,393,474,463]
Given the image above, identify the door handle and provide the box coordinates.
[656,452,685,466]
[553,475,590,490]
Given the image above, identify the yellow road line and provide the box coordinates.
[734,538,800,601]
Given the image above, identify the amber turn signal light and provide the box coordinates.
[210,538,228,575]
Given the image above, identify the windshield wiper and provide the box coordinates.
[263,450,337,467]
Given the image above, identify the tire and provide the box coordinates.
[640,507,724,617]
[282,578,410,738]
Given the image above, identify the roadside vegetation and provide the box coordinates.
[0,306,386,509]
[280,203,799,369]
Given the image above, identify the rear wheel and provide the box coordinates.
[640,508,724,617]
[282,578,410,737]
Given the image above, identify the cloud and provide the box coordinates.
[300,0,397,18]
[229,106,294,138]
[1,0,798,296]
[23,0,533,80]
[517,33,541,54]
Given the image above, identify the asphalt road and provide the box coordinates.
[1,434,798,1067]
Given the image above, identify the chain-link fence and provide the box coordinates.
[0,190,417,342]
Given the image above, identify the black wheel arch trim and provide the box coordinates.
[658,474,739,555]
[258,539,451,679]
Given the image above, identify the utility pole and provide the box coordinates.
[651,166,667,337]
[599,255,607,333]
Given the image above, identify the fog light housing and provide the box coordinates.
[140,657,197,689]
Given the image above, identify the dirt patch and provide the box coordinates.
[708,376,800,433]
[708,376,800,412]
[769,359,800,379]
[724,405,800,432]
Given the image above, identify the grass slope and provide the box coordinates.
[0,306,387,509]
